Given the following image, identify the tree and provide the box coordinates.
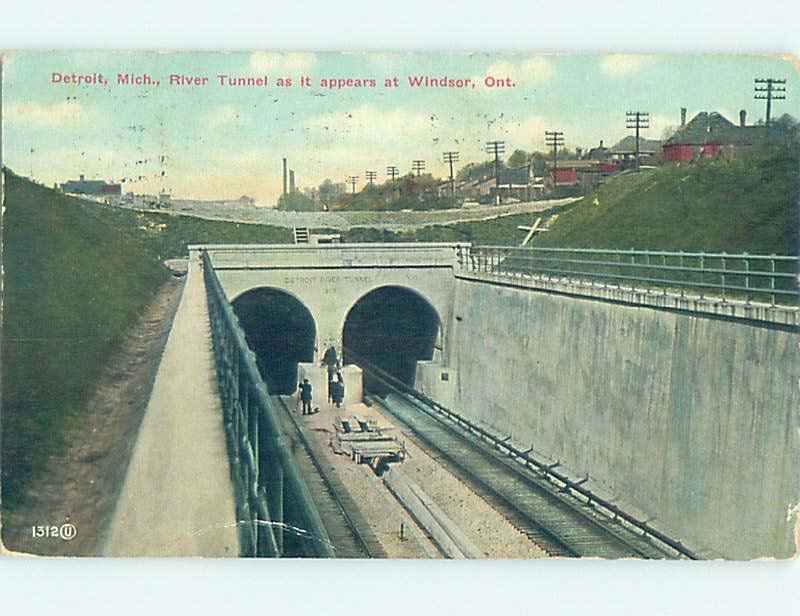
[317,179,340,208]
[508,149,529,167]
[276,192,316,211]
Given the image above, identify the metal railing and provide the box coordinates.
[202,249,335,558]
[457,245,799,307]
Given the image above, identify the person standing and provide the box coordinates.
[321,346,339,403]
[299,378,313,415]
[332,372,345,409]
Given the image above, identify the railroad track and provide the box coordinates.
[349,352,690,559]
[272,395,387,558]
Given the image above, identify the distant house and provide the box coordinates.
[400,177,422,196]
[61,174,121,196]
[546,160,620,190]
[550,166,579,186]
[662,110,769,163]
[608,135,662,166]
[586,140,610,161]
[455,165,533,203]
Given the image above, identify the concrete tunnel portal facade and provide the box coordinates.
[208,243,460,399]
[232,283,443,396]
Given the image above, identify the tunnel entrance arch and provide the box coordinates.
[342,285,441,395]
[232,287,316,395]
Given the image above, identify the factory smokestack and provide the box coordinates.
[282,158,288,196]
[289,169,296,194]
[680,107,687,127]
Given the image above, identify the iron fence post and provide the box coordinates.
[721,252,727,303]
[679,251,685,298]
[770,254,776,306]
[744,253,750,304]
[699,252,705,300]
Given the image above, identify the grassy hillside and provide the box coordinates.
[533,147,799,255]
[1,170,290,510]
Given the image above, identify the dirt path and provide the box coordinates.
[1,274,185,556]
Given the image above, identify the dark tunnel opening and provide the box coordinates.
[343,286,440,395]
[232,288,316,395]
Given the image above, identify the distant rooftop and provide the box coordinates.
[608,135,662,154]
[665,111,769,146]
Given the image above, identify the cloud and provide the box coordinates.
[7,100,87,126]
[600,54,651,76]
[249,52,317,74]
[482,57,555,84]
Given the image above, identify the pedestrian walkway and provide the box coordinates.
[102,252,239,557]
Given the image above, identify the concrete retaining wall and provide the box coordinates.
[450,277,800,559]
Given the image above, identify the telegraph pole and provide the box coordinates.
[365,170,377,186]
[754,78,786,124]
[484,141,505,188]
[412,160,426,177]
[442,151,460,196]
[386,165,399,181]
[347,175,359,195]
[625,111,649,172]
[544,131,564,188]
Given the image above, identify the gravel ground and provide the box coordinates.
[296,400,439,558]
[129,197,578,231]
[370,400,547,559]
[295,398,546,559]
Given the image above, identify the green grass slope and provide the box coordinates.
[534,148,799,255]
[1,170,290,510]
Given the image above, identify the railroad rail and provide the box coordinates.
[347,347,699,560]
[272,395,387,558]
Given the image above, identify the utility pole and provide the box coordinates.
[485,141,505,204]
[386,165,399,181]
[625,111,649,172]
[754,78,786,125]
[347,175,359,195]
[442,151,460,197]
[412,160,426,177]
[365,170,377,186]
[544,131,564,189]
[484,140,505,188]
[526,159,532,202]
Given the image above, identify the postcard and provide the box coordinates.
[1,51,797,559]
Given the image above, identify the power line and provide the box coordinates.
[347,175,359,195]
[484,141,505,193]
[412,160,426,177]
[544,131,564,188]
[754,77,786,124]
[386,165,399,181]
[443,151,460,197]
[625,111,649,172]
[365,170,377,186]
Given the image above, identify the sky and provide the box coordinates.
[2,51,798,206]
